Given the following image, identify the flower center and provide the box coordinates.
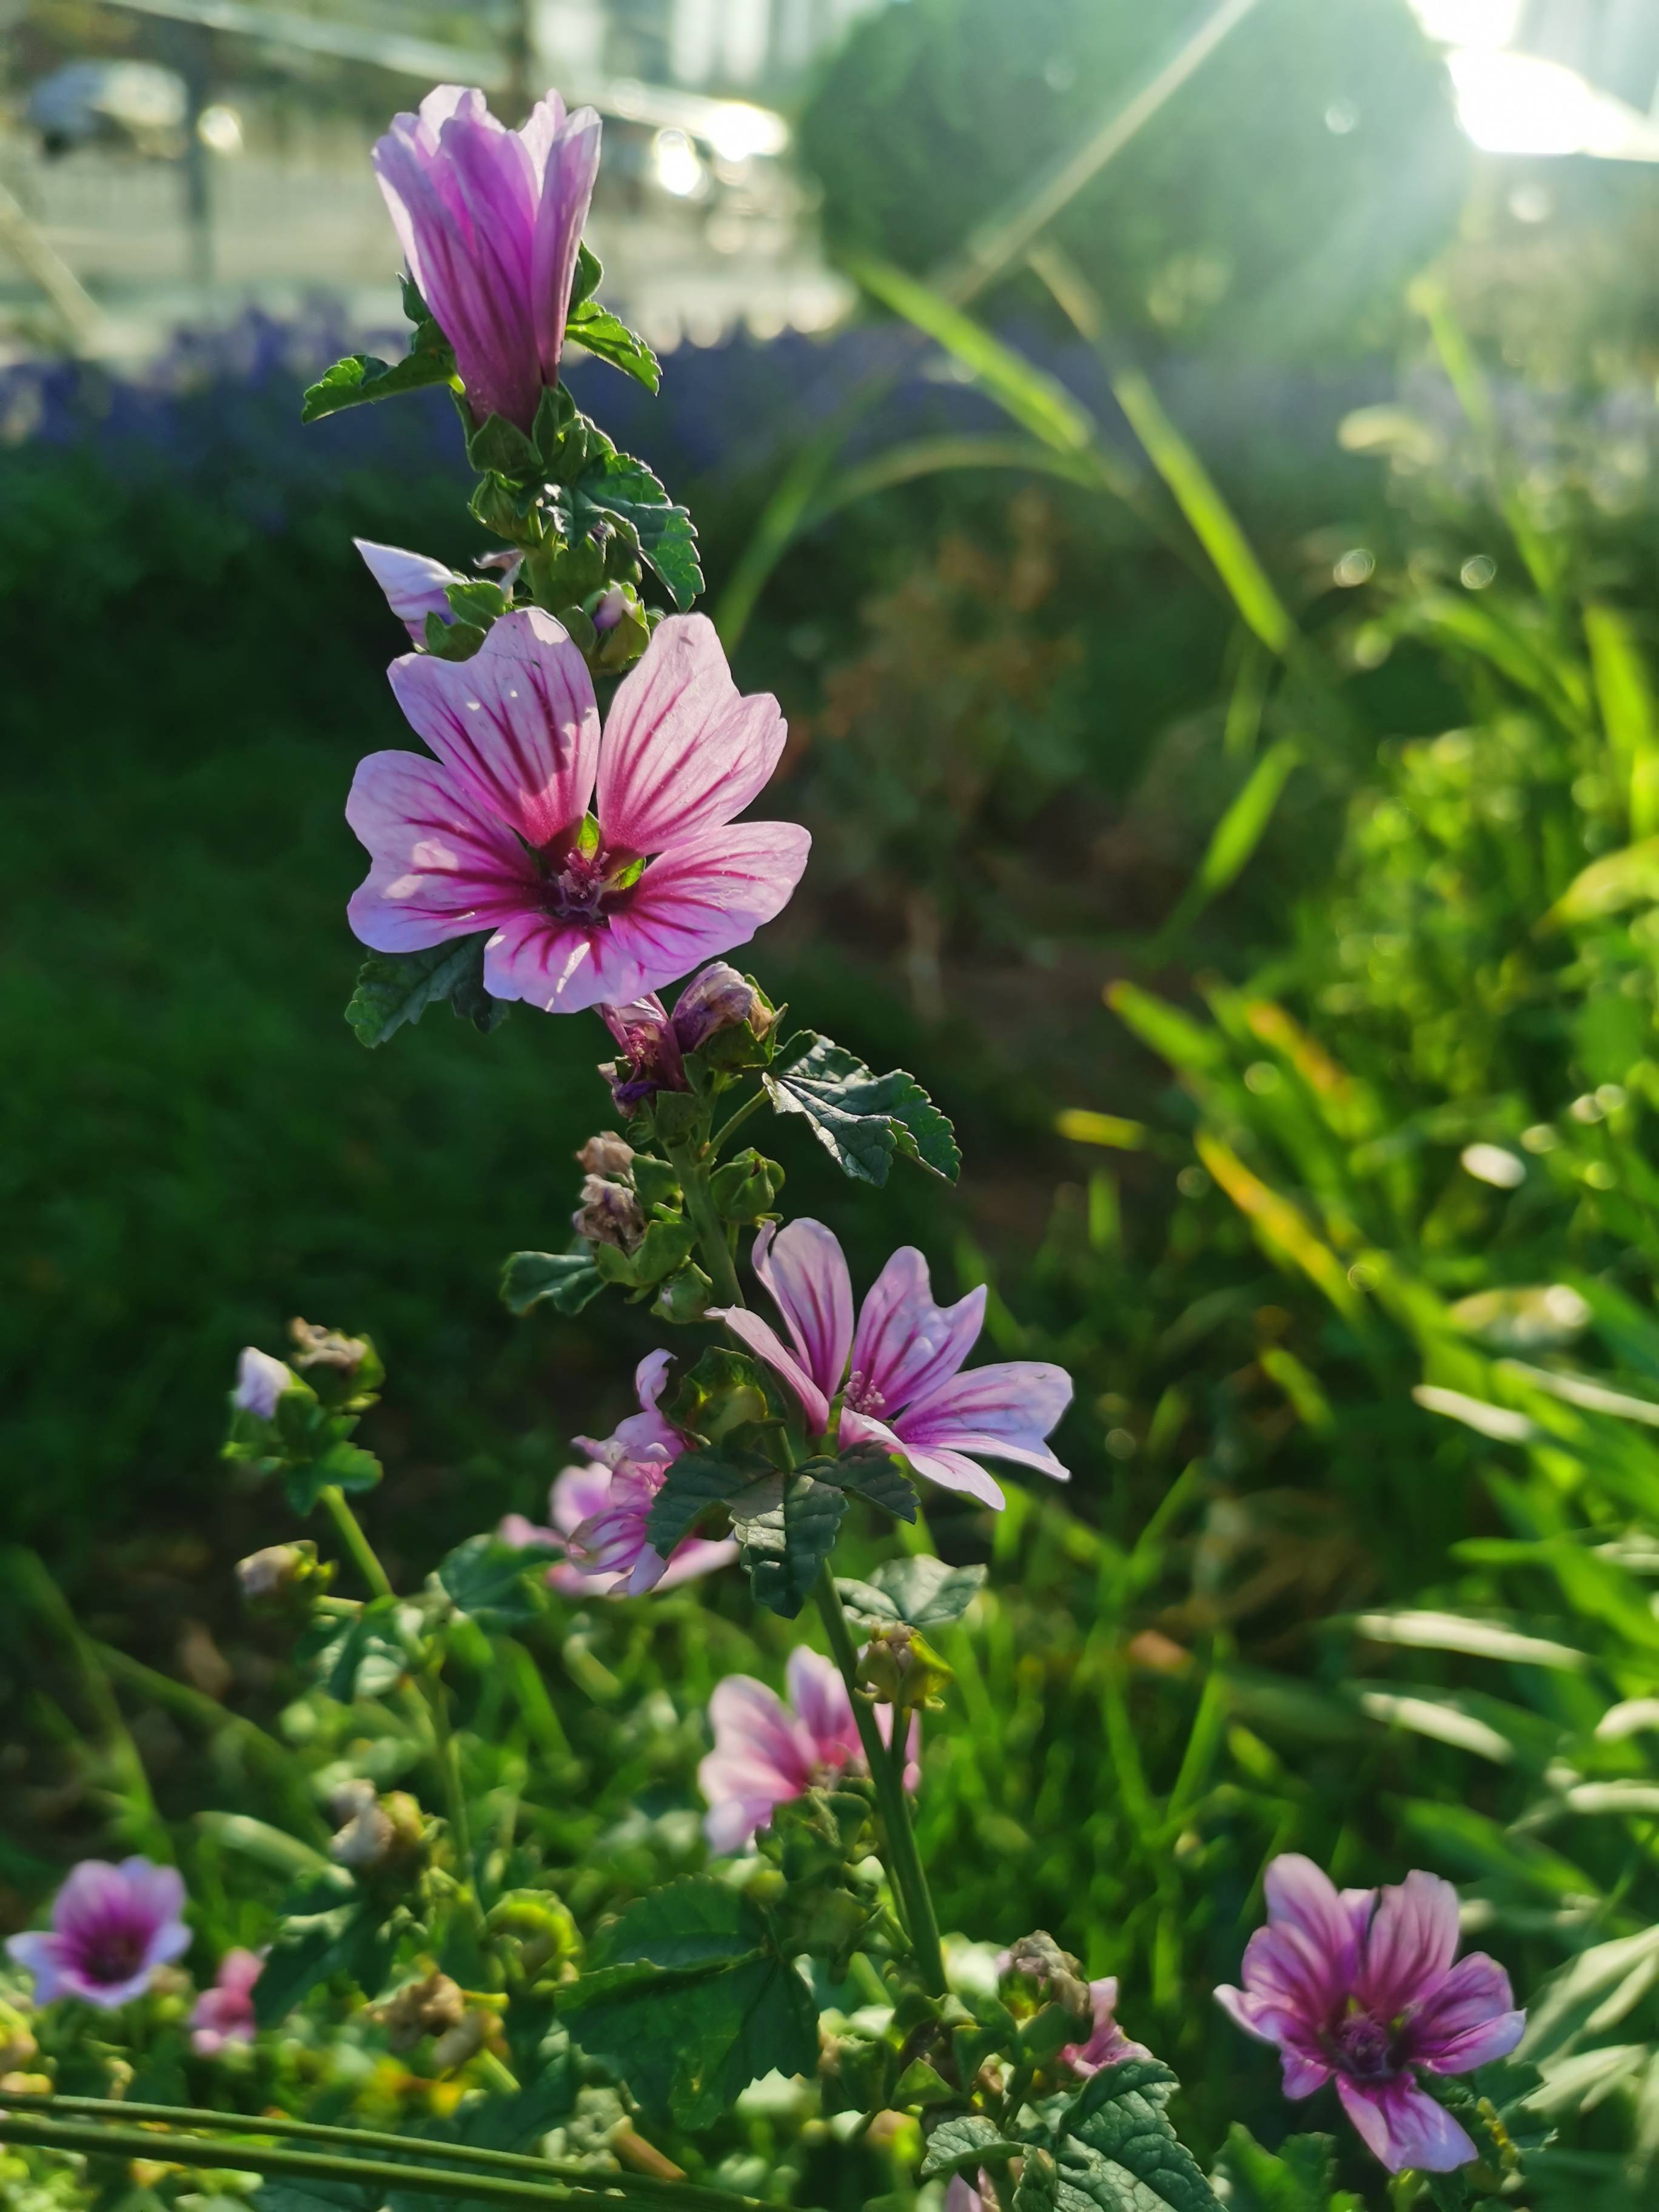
[1330,2006,1398,2081]
[537,826,646,929]
[83,1928,146,1985]
[843,1370,885,1415]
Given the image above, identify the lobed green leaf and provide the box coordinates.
[763,1033,960,1187]
[346,936,506,1049]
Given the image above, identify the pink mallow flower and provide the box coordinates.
[500,1351,737,1597]
[711,1220,1071,1508]
[189,1947,263,2055]
[374,85,600,432]
[355,539,466,638]
[7,1857,189,2010]
[1216,1854,1524,2174]
[346,608,809,1014]
[699,1647,919,1855]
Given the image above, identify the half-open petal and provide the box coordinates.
[346,751,536,951]
[355,539,464,635]
[602,820,810,999]
[596,615,788,856]
[388,608,598,850]
[848,1247,985,1416]
[752,1221,854,1404]
[531,104,601,383]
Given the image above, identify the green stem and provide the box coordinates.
[0,2111,753,2212]
[671,1145,743,1308]
[320,1486,394,1600]
[318,1488,475,1894]
[814,1564,945,1997]
[708,1087,766,1158]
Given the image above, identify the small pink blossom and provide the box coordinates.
[500,1351,736,1597]
[7,1857,189,2010]
[373,86,600,432]
[711,1219,1071,1507]
[699,1647,919,1855]
[1216,1854,1524,2174]
[1061,1977,1148,2077]
[190,1948,263,2054]
[355,540,466,638]
[346,609,809,1014]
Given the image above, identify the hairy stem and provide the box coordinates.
[0,2110,753,2212]
[320,1484,394,1600]
[708,1087,766,1157]
[671,1144,743,1308]
[815,1564,945,1997]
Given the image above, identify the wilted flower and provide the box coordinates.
[233,1346,292,1419]
[699,1647,919,1855]
[373,85,601,432]
[7,1857,189,2010]
[346,610,808,1014]
[500,1351,736,1597]
[598,993,686,1106]
[289,1319,369,1377]
[712,1220,1071,1507]
[378,1969,466,2053]
[189,1948,263,2055]
[1216,1855,1524,2173]
[576,1130,634,1178]
[328,1783,424,1872]
[235,1541,323,1603]
[572,1172,645,1251]
[355,540,466,638]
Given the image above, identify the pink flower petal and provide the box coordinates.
[603,820,811,994]
[596,615,788,857]
[346,751,534,951]
[708,1305,830,1433]
[753,1221,854,1404]
[1336,2074,1476,2174]
[786,1647,859,1766]
[893,1443,1007,1510]
[1264,1855,1369,1981]
[1409,1952,1524,2073]
[654,1536,740,1591]
[481,908,651,1012]
[1357,1869,1461,2022]
[699,1676,817,1848]
[898,1361,1073,1467]
[848,1248,984,1415]
[355,538,463,635]
[531,106,601,383]
[387,608,598,850]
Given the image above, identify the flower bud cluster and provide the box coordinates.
[328,1781,425,1874]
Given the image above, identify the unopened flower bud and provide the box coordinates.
[856,1624,954,1714]
[671,962,768,1054]
[590,585,629,633]
[577,1130,635,1179]
[431,2010,491,2071]
[573,1174,646,1252]
[236,1541,326,1604]
[233,1346,293,1419]
[329,1783,424,1872]
[0,2024,38,2074]
[378,1970,466,2054]
[999,1931,1091,2023]
[289,1319,369,1378]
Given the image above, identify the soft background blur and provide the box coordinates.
[10,0,1659,2197]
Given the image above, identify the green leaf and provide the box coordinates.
[253,1874,394,2025]
[559,1875,817,2128]
[808,1443,917,1521]
[569,241,602,310]
[435,1535,551,1631]
[1209,2127,1341,2212]
[1046,2058,1222,2212]
[346,936,506,1048]
[295,1596,411,1701]
[1154,740,1301,954]
[443,578,511,628]
[838,1555,987,1631]
[920,2114,1023,2178]
[500,1248,606,1317]
[736,1472,850,1618]
[848,252,1095,457]
[764,1033,960,1186]
[666,1345,782,1441]
[465,411,543,480]
[301,343,457,424]
[564,429,703,609]
[643,1445,776,1556]
[566,297,662,393]
[1543,836,1659,930]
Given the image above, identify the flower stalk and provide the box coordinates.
[669,1141,744,1309]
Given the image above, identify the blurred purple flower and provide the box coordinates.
[373,85,601,432]
[233,1346,292,1419]
[7,1857,189,2009]
[711,1219,1071,1507]
[190,1947,263,2054]
[1216,1854,1524,2173]
[346,609,808,1014]
[945,2180,988,2212]
[500,1351,736,1598]
[355,538,464,638]
[699,1647,919,1855]
[1062,1977,1147,2077]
